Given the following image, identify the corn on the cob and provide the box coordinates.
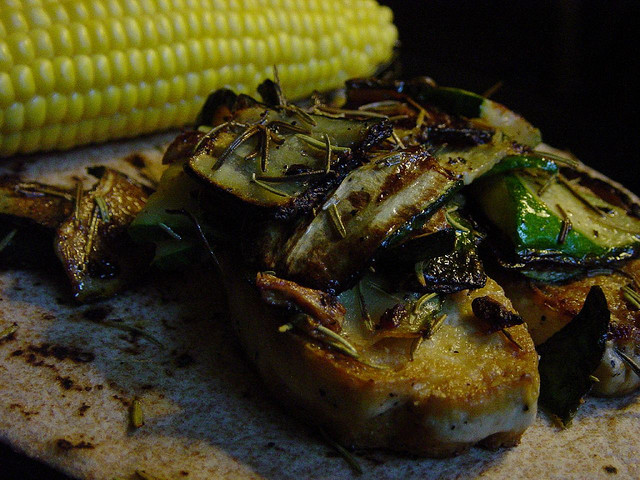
[0,0,397,157]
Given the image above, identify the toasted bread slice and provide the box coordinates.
[223,252,539,457]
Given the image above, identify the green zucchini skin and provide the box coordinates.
[472,167,640,270]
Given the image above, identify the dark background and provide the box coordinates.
[2,1,639,478]
[380,0,640,194]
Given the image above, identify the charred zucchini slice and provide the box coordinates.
[187,94,390,208]
[473,168,640,268]
[346,77,542,147]
[274,134,521,292]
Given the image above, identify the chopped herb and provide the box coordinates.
[355,282,374,330]
[390,130,405,150]
[15,182,74,201]
[251,173,290,197]
[500,329,523,350]
[613,347,640,378]
[0,322,18,341]
[314,104,387,119]
[366,280,404,302]
[158,222,182,241]
[318,428,363,475]
[323,133,333,173]
[414,261,427,287]
[84,207,100,262]
[315,323,358,357]
[286,104,317,127]
[622,285,640,309]
[556,204,572,244]
[327,204,347,239]
[266,119,311,134]
[213,123,262,170]
[166,209,222,273]
[278,323,294,333]
[445,208,470,233]
[74,180,84,224]
[255,170,326,182]
[295,133,351,153]
[357,99,405,111]
[531,149,579,168]
[98,320,164,347]
[95,195,110,222]
[557,174,605,218]
[482,80,504,99]
[193,121,231,154]
[130,398,144,428]
[429,313,447,338]
[409,336,423,361]
[135,470,165,480]
[537,172,557,196]
[0,229,17,253]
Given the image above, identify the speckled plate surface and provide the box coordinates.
[1,135,639,480]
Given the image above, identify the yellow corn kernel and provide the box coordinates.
[0,0,398,156]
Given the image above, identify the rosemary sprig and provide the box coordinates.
[165,208,222,273]
[158,222,182,241]
[315,323,359,357]
[94,195,110,222]
[266,119,311,135]
[98,320,164,347]
[531,149,579,168]
[614,347,640,378]
[192,121,233,154]
[319,427,363,475]
[482,80,504,99]
[286,103,317,127]
[500,329,522,350]
[260,126,270,172]
[15,183,74,201]
[357,99,405,111]
[537,172,557,196]
[314,104,387,119]
[0,229,17,253]
[255,170,326,182]
[557,174,605,217]
[390,130,405,150]
[213,123,262,170]
[373,151,404,168]
[130,397,144,428]
[409,336,423,361]
[0,322,18,341]
[295,133,351,153]
[323,133,333,173]
[327,203,347,238]
[414,261,427,287]
[84,206,100,262]
[251,173,290,197]
[429,313,447,338]
[74,180,83,225]
[414,292,438,312]
[355,282,374,331]
[135,470,166,480]
[622,285,640,309]
[445,208,470,233]
[556,204,572,244]
[367,280,404,302]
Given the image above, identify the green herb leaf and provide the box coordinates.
[537,286,610,425]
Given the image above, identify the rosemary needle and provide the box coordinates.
[613,347,640,378]
[319,428,363,475]
[0,229,17,253]
[328,203,347,239]
[0,322,18,341]
[130,398,144,428]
